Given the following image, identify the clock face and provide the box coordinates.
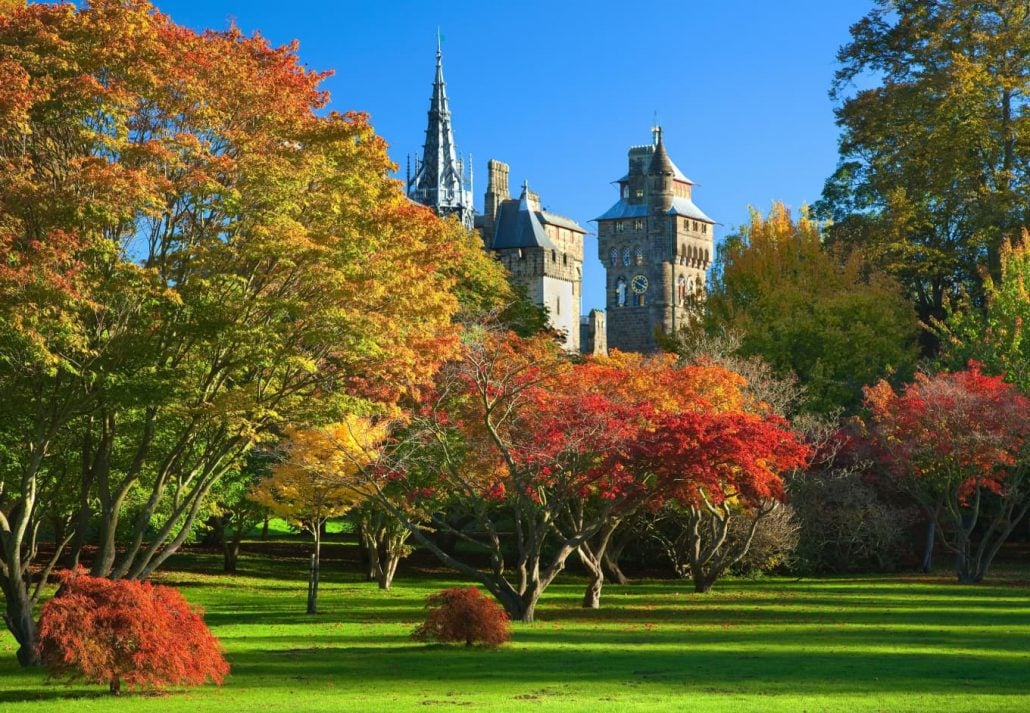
[631,274,649,294]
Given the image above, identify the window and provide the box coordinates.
[552,250,557,262]
[616,221,625,233]
[622,247,632,266]
[677,275,687,305]
[563,253,567,265]
[702,223,708,234]
[556,297,561,315]
[616,277,627,307]
[622,186,629,198]
[635,189,644,199]
[684,217,690,229]
[518,248,526,259]
[635,246,644,265]
[609,247,618,266]
[634,219,644,231]
[636,294,645,307]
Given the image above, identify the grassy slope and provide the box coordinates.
[1,546,1028,712]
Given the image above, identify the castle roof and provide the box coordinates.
[593,196,713,224]
[491,186,556,250]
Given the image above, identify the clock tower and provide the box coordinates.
[594,128,714,353]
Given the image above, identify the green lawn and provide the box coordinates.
[1,544,1029,712]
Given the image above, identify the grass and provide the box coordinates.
[1,542,1029,712]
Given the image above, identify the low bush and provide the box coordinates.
[412,587,511,647]
[38,569,229,695]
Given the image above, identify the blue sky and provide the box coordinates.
[155,0,874,313]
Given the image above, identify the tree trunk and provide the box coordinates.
[377,550,400,591]
[577,547,603,609]
[261,515,269,540]
[223,536,240,573]
[603,541,629,585]
[110,676,121,696]
[307,530,320,614]
[921,519,935,573]
[2,586,41,667]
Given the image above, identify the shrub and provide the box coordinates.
[789,468,917,574]
[412,587,511,647]
[38,569,229,695]
[729,504,800,575]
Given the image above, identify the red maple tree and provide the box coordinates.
[864,364,1030,582]
[38,570,229,695]
[412,587,511,647]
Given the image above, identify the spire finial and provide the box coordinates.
[651,114,662,146]
[436,27,442,62]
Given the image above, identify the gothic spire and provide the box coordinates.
[407,37,475,230]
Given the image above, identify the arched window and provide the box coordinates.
[634,246,644,265]
[552,250,557,262]
[616,277,627,307]
[677,275,687,305]
[563,253,568,266]
[622,247,632,266]
[636,293,645,307]
[687,277,696,303]
[609,247,618,266]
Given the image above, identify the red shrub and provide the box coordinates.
[412,587,511,647]
[38,569,229,695]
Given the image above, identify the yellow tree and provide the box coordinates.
[251,417,387,613]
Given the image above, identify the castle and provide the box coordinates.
[407,44,714,354]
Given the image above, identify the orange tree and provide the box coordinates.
[38,569,228,695]
[864,365,1030,583]
[0,0,504,664]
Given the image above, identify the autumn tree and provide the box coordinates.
[631,409,811,593]
[695,202,919,414]
[353,329,650,622]
[864,365,1030,583]
[251,417,386,612]
[934,233,1030,393]
[817,1,1030,347]
[0,0,502,664]
[38,569,228,695]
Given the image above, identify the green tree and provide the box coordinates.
[691,202,920,414]
[817,0,1030,348]
[934,233,1030,392]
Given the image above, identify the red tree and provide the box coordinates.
[864,364,1030,582]
[633,410,811,592]
[38,570,229,695]
[412,587,511,647]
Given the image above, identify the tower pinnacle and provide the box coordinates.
[408,36,474,230]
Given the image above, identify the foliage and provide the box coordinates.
[411,587,511,648]
[864,365,1030,582]
[696,202,919,414]
[0,0,491,661]
[817,0,1030,344]
[251,416,387,611]
[37,569,227,695]
[934,233,1030,392]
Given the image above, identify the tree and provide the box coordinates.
[631,410,811,592]
[934,233,1030,393]
[251,417,386,613]
[864,365,1030,582]
[354,329,650,622]
[0,0,502,663]
[817,0,1030,348]
[38,569,228,695]
[695,202,920,414]
[412,587,511,648]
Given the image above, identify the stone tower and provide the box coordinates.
[479,163,586,352]
[407,38,475,230]
[595,128,714,353]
